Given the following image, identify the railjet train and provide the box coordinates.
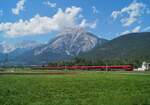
[32,65,133,71]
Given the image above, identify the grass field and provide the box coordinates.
[0,70,150,105]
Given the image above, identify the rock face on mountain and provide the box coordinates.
[34,28,107,56]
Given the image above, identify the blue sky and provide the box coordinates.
[0,0,150,43]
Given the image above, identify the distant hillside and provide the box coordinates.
[80,32,150,63]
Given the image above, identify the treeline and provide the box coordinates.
[48,57,145,68]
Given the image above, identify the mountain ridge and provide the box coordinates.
[13,28,107,65]
[80,32,150,62]
[1,30,149,66]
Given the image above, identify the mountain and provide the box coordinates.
[0,42,16,54]
[0,42,15,64]
[15,28,107,64]
[1,31,150,65]
[80,32,150,62]
[12,40,43,56]
[0,40,42,54]
[15,40,42,50]
[0,53,5,63]
[0,40,43,65]
[36,28,107,56]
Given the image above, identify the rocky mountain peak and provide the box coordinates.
[35,28,105,56]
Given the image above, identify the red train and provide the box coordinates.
[32,65,133,71]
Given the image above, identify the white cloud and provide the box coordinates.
[0,6,95,37]
[132,26,141,33]
[12,0,26,15]
[111,11,120,19]
[120,30,130,35]
[79,19,97,29]
[92,6,99,14]
[78,14,84,18]
[120,25,141,35]
[111,0,147,27]
[0,10,3,16]
[143,26,150,31]
[43,1,56,8]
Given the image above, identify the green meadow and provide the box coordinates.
[0,71,150,105]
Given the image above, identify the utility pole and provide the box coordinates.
[106,62,108,72]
